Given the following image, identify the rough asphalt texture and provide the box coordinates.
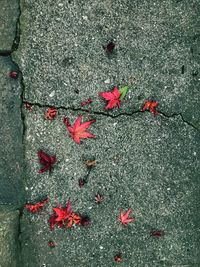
[0,0,200,266]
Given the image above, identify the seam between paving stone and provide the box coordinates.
[7,0,24,266]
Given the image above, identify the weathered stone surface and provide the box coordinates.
[20,107,200,266]
[0,57,24,208]
[0,0,19,51]
[14,0,200,128]
[0,210,20,267]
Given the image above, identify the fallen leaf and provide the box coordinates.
[141,100,159,116]
[9,71,18,79]
[48,198,81,230]
[53,198,72,222]
[48,241,56,247]
[63,115,96,144]
[24,102,32,111]
[114,254,122,262]
[24,198,48,213]
[119,86,128,100]
[67,212,81,228]
[150,230,165,238]
[104,41,115,53]
[95,193,104,204]
[38,150,57,173]
[78,178,87,188]
[119,208,135,225]
[45,107,57,120]
[100,87,121,109]
[85,159,96,168]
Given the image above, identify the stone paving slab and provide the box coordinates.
[0,0,19,52]
[0,210,20,267]
[20,107,200,266]
[14,0,200,128]
[0,56,24,208]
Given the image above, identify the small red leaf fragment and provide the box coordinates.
[104,41,115,53]
[119,208,135,225]
[100,87,121,110]
[9,71,18,79]
[45,107,57,120]
[114,254,122,263]
[150,230,165,238]
[63,115,96,144]
[24,102,32,111]
[141,100,159,116]
[67,212,81,228]
[48,241,55,248]
[24,198,48,213]
[78,178,86,188]
[38,150,57,173]
[95,193,104,204]
[81,98,93,107]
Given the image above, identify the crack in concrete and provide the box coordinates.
[16,208,23,267]
[21,99,199,132]
[0,51,12,56]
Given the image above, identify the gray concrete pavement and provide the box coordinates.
[0,0,200,266]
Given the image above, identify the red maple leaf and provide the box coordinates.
[67,212,81,228]
[141,100,159,116]
[119,208,135,225]
[38,150,57,173]
[24,198,48,213]
[99,87,121,109]
[63,115,96,144]
[53,198,72,222]
[44,107,57,120]
[48,198,72,230]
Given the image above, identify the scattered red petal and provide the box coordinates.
[95,193,104,204]
[100,87,121,110]
[78,178,86,188]
[119,208,135,225]
[48,241,55,248]
[24,198,48,213]
[38,150,57,173]
[141,100,159,116]
[104,41,115,53]
[150,230,165,238]
[45,107,57,120]
[24,102,32,111]
[9,71,18,79]
[63,115,96,144]
[114,254,122,262]
[81,98,93,107]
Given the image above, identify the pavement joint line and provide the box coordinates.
[5,0,25,265]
